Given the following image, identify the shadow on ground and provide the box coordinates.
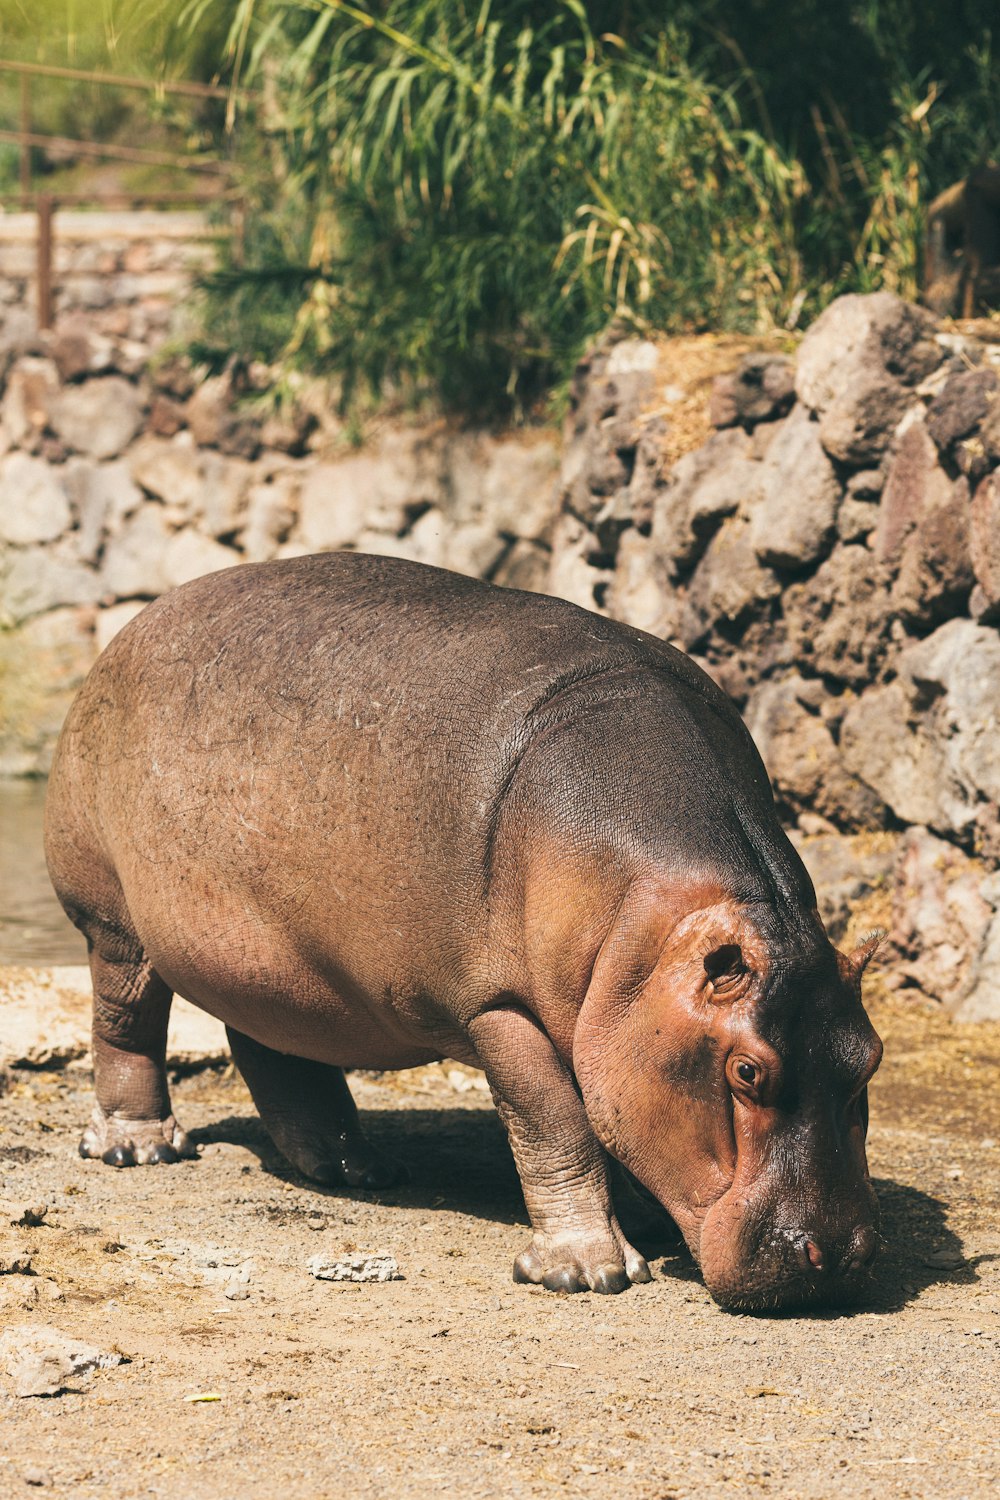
[190,1107,981,1314]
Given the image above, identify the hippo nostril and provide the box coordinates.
[844,1225,878,1274]
[793,1235,826,1273]
[804,1238,825,1272]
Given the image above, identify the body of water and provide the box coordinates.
[0,779,88,966]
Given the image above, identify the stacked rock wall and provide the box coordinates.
[0,209,217,353]
[0,322,560,777]
[544,292,1000,1019]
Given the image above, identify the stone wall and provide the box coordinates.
[2,285,998,1018]
[544,292,1000,1019]
[0,209,217,354]
[0,316,560,778]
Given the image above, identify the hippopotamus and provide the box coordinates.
[44,552,883,1308]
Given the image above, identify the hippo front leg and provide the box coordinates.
[469,1006,651,1294]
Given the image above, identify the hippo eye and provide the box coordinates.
[737,1061,757,1085]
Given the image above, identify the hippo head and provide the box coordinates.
[575,894,883,1311]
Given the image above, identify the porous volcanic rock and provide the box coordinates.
[840,618,1000,851]
[747,405,840,569]
[874,419,973,626]
[925,365,1000,453]
[788,829,897,943]
[795,292,943,464]
[709,353,795,430]
[780,544,893,688]
[745,676,886,832]
[970,470,1000,622]
[680,512,779,649]
[653,427,756,574]
[888,827,1000,1018]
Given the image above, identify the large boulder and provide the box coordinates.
[925,365,1000,455]
[680,512,779,649]
[45,315,118,383]
[0,543,100,625]
[240,474,299,563]
[970,470,1000,622]
[889,827,1000,1019]
[100,506,175,598]
[129,434,204,514]
[788,829,897,942]
[781,544,893,688]
[840,618,1000,851]
[445,433,559,540]
[185,371,261,460]
[297,432,444,552]
[0,358,60,451]
[195,454,254,539]
[653,427,756,574]
[0,606,98,775]
[545,512,610,613]
[747,405,840,569]
[745,675,886,831]
[604,528,681,639]
[61,459,143,563]
[161,529,240,590]
[491,539,552,594]
[556,337,659,532]
[874,419,973,625]
[0,453,71,545]
[709,353,795,430]
[95,600,148,654]
[48,376,144,460]
[795,292,943,464]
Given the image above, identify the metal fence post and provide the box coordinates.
[37,195,54,330]
[19,73,31,197]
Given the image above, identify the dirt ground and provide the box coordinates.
[1,989,998,1500]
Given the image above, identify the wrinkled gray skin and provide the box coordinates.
[45,554,882,1308]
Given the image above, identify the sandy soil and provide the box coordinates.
[1,991,998,1500]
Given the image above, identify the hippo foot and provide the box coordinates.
[513,1229,652,1295]
[298,1141,407,1192]
[79,1107,197,1168]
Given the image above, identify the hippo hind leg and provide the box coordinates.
[226,1028,403,1190]
[81,927,195,1168]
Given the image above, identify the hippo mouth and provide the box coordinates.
[684,1189,881,1314]
[704,1242,880,1314]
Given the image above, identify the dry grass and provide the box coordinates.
[633,330,798,470]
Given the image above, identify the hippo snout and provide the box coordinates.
[698,1193,882,1312]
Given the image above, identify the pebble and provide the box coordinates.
[23,1470,53,1488]
[223,1262,253,1300]
[0,1323,126,1397]
[308,1253,402,1283]
[0,1244,34,1275]
[922,1249,966,1269]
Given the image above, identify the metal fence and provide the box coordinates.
[0,58,249,327]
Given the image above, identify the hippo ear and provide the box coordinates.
[847,930,885,978]
[703,942,745,1000]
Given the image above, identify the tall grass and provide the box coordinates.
[16,1,992,415]
[195,2,811,411]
